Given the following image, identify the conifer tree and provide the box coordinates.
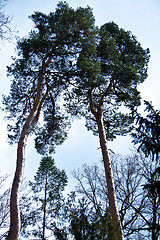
[132,100,160,161]
[21,156,67,240]
[67,21,150,240]
[3,2,96,239]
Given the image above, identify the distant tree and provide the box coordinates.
[71,154,160,239]
[0,173,10,239]
[72,159,143,239]
[112,154,160,240]
[67,198,114,240]
[2,2,96,239]
[20,156,67,239]
[18,154,159,239]
[140,158,160,240]
[132,101,160,239]
[0,0,12,41]
[53,192,115,240]
[132,100,160,161]
[67,21,150,239]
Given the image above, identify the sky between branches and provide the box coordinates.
[0,0,160,190]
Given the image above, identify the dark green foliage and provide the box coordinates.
[131,100,160,239]
[68,198,115,240]
[2,1,97,154]
[141,160,160,240]
[21,156,67,239]
[54,193,116,240]
[34,100,70,154]
[144,166,160,198]
[132,101,160,161]
[67,21,150,140]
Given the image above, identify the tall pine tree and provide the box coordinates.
[3,2,97,239]
[66,22,150,240]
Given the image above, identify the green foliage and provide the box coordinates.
[34,101,71,154]
[68,198,115,240]
[144,167,160,199]
[21,156,67,239]
[54,194,116,240]
[2,1,97,154]
[132,101,160,161]
[67,21,150,140]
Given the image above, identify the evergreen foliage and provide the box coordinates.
[67,21,150,140]
[3,1,97,154]
[132,101,160,161]
[1,2,151,239]
[21,156,67,239]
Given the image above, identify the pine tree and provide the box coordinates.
[21,156,67,239]
[67,21,150,240]
[3,2,96,239]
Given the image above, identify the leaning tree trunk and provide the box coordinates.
[6,56,52,239]
[7,80,43,239]
[96,113,124,240]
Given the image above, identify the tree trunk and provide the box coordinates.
[7,55,52,240]
[7,77,44,240]
[152,194,157,240]
[42,173,48,240]
[6,135,26,240]
[96,113,124,240]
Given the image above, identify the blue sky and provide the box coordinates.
[0,0,160,190]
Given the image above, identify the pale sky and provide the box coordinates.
[0,0,160,190]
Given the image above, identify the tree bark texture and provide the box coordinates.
[96,113,124,240]
[7,83,43,239]
[7,56,52,240]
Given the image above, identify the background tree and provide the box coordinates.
[132,100,160,161]
[53,192,115,240]
[132,101,160,239]
[20,156,67,240]
[67,198,114,240]
[0,0,12,41]
[140,158,160,240]
[67,21,150,239]
[112,154,160,240]
[71,154,160,239]
[0,173,10,239]
[2,2,96,239]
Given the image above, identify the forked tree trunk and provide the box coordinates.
[96,113,124,240]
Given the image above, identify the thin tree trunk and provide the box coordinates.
[152,195,157,240]
[42,173,48,240]
[96,113,124,240]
